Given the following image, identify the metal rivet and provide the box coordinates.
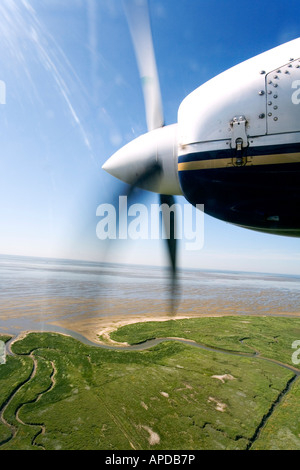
[288,64,293,67]
[274,75,278,79]
[274,117,278,121]
[273,83,278,87]
[258,90,265,95]
[290,58,294,61]
[273,94,278,98]
[268,80,272,84]
[268,112,272,116]
[285,70,290,74]
[268,90,272,94]
[260,70,266,74]
[268,101,272,105]
[259,113,265,119]
[296,64,300,68]
[273,105,278,110]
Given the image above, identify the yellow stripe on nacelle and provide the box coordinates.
[178,152,300,171]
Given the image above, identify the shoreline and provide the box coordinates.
[2,311,300,350]
[48,311,247,346]
[23,311,300,347]
[51,309,300,346]
[3,313,300,379]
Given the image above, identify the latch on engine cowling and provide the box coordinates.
[230,115,249,166]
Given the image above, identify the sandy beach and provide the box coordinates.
[49,305,300,346]
[1,294,300,347]
[1,292,300,350]
[1,256,300,346]
[51,310,217,346]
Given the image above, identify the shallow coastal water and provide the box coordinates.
[0,254,300,341]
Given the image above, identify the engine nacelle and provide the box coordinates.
[177,38,300,236]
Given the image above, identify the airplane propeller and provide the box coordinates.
[123,0,164,132]
[103,0,179,314]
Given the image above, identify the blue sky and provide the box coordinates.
[0,0,300,274]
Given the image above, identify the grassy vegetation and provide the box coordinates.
[252,376,300,450]
[0,355,33,446]
[0,335,12,344]
[0,317,299,450]
[110,316,300,366]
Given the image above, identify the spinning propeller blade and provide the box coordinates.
[122,0,164,131]
[102,1,179,313]
[123,0,178,313]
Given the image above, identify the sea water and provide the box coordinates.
[0,254,299,337]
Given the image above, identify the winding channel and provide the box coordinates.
[6,325,300,375]
[1,325,300,450]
